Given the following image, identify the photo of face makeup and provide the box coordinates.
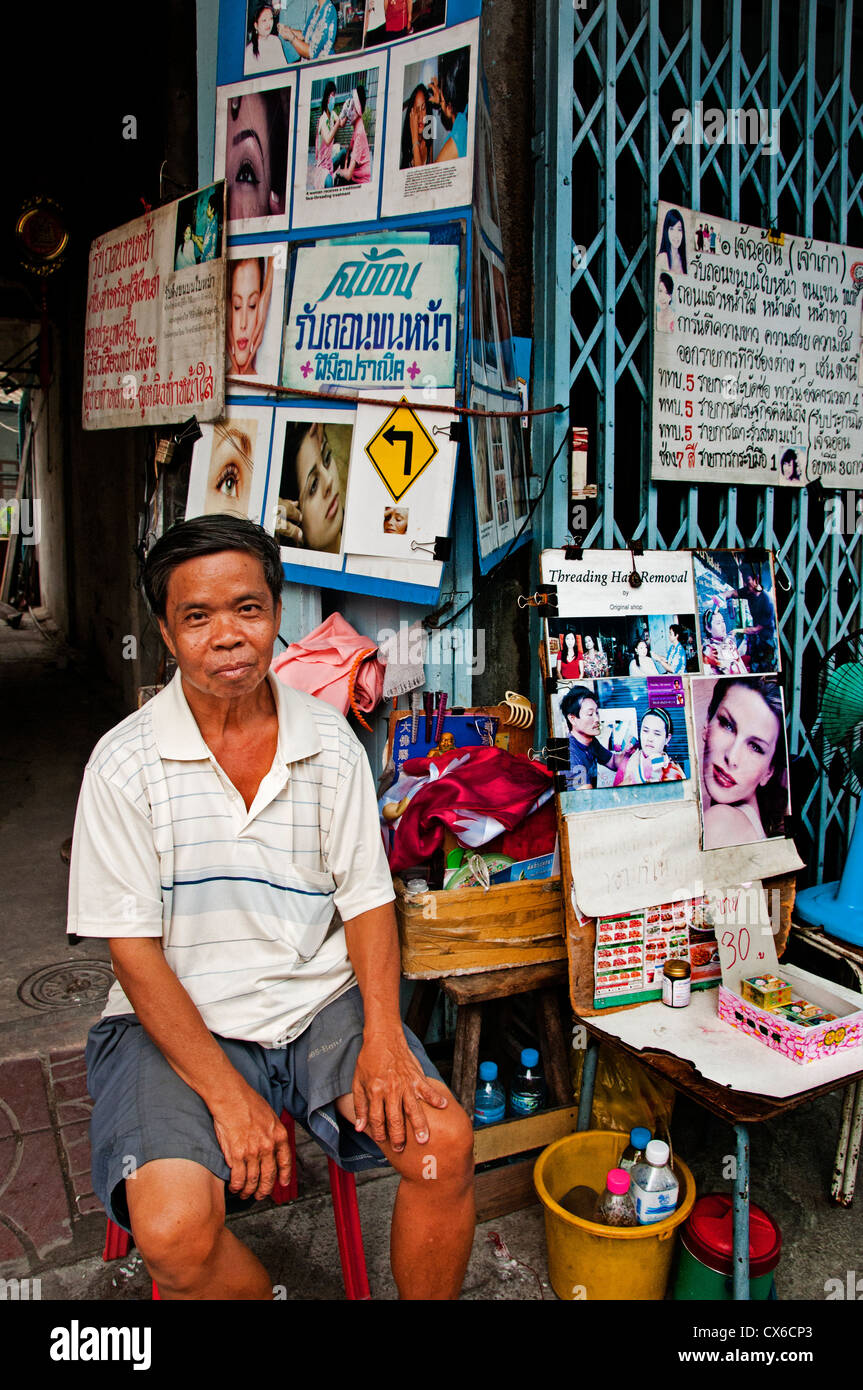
[692,674,790,850]
[226,254,278,380]
[383,506,408,535]
[275,419,352,554]
[202,420,258,519]
[218,78,293,231]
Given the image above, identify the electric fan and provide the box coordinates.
[795,629,863,946]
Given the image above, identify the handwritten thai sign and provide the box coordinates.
[281,240,459,395]
[651,201,863,487]
[83,182,226,430]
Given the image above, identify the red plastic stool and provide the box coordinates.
[103,1112,371,1300]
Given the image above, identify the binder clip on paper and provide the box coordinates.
[410,537,452,561]
[517,587,558,616]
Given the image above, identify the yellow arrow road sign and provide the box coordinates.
[364,397,438,502]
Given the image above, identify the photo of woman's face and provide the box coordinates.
[708,611,727,640]
[383,507,408,535]
[657,279,671,307]
[294,424,344,553]
[255,5,274,37]
[639,713,669,758]
[230,260,263,372]
[635,639,648,658]
[703,685,779,807]
[205,426,255,518]
[227,94,274,222]
[669,218,684,248]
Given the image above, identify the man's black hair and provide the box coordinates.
[559,684,597,722]
[356,83,367,113]
[143,515,282,620]
[439,47,469,115]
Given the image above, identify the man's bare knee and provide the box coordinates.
[128,1158,225,1285]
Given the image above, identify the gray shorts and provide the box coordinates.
[85,985,442,1232]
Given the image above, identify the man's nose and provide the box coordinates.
[210,614,244,646]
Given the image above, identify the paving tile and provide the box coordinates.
[48,1048,83,1065]
[0,1133,72,1259]
[70,1170,96,1199]
[49,1057,88,1081]
[58,1120,91,1177]
[75,1194,104,1217]
[0,1058,51,1134]
[0,1220,26,1263]
[56,1098,93,1126]
[51,1074,91,1104]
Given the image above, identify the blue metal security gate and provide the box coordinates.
[531,0,863,884]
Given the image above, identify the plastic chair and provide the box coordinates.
[102,1112,371,1300]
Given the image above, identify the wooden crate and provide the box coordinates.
[395,875,566,979]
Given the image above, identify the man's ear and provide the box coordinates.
[158,616,177,660]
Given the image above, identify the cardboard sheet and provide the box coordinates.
[584,971,863,1098]
[567,801,803,917]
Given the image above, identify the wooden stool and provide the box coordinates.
[406,959,578,1219]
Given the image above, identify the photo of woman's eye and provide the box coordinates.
[204,422,257,518]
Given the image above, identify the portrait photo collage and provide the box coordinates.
[541,547,791,854]
[198,7,484,598]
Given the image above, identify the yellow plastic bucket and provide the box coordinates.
[534,1130,696,1301]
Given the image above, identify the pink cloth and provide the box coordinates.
[271,613,385,716]
[348,122,371,184]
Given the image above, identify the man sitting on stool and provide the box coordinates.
[68,516,474,1300]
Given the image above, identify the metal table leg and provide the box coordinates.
[733,1123,750,1301]
[831,1079,863,1206]
[577,1036,600,1131]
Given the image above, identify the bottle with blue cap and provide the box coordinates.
[620,1126,652,1173]
[509,1047,546,1117]
[474,1061,506,1127]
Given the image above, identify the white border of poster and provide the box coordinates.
[225,241,287,395]
[380,18,479,219]
[214,72,296,236]
[290,52,385,230]
[185,405,274,524]
[343,388,458,559]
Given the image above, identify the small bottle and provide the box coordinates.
[620,1126,652,1172]
[509,1048,546,1117]
[662,957,691,1008]
[630,1139,680,1225]
[594,1168,637,1226]
[474,1061,506,1127]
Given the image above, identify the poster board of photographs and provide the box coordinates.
[540,547,794,855]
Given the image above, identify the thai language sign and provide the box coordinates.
[651,201,863,487]
[83,182,226,430]
[281,239,458,395]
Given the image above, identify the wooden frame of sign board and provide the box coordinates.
[539,643,798,1018]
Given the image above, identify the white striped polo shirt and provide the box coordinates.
[67,670,395,1046]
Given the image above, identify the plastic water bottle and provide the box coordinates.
[620,1126,652,1172]
[509,1048,545,1117]
[630,1139,679,1225]
[474,1061,506,1127]
[594,1168,637,1226]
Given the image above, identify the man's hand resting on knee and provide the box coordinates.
[211,1084,292,1200]
[109,937,291,1200]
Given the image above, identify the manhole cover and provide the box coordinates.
[17,961,115,1011]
